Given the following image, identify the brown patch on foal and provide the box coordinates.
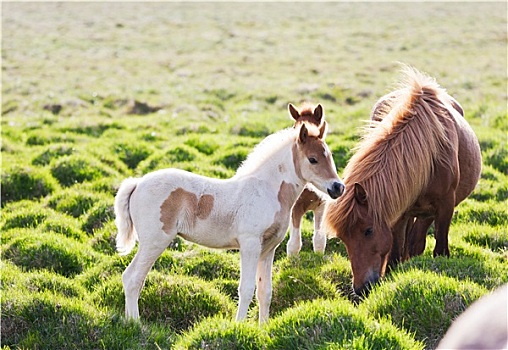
[160,188,214,234]
[197,194,214,219]
[263,181,296,243]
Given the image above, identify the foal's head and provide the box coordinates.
[288,103,323,127]
[293,121,344,199]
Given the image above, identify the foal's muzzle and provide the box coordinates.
[327,182,345,199]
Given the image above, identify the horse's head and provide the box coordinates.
[293,122,344,199]
[334,182,392,296]
[288,103,323,127]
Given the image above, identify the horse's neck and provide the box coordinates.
[235,143,304,194]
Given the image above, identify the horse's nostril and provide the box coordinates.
[328,182,345,199]
[337,183,345,196]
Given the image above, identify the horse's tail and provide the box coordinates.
[114,177,140,256]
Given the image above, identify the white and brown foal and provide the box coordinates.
[114,111,344,324]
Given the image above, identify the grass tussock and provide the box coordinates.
[360,270,488,349]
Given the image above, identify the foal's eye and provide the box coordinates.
[364,228,373,237]
[308,157,318,164]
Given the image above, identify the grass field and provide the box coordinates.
[2,2,507,349]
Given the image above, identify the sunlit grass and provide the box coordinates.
[1,2,506,349]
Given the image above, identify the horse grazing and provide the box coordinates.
[286,103,331,256]
[324,66,481,296]
[114,113,344,324]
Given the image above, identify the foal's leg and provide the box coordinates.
[287,202,306,256]
[287,190,321,256]
[312,202,326,254]
[256,248,276,324]
[236,237,261,321]
[123,241,169,320]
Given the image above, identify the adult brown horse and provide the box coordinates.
[325,66,482,296]
[286,88,466,257]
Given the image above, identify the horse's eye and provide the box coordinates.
[308,157,318,164]
[365,228,373,237]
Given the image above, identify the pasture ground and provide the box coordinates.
[2,2,507,349]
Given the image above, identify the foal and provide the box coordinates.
[286,103,331,256]
[115,114,344,324]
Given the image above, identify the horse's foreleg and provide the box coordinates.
[409,217,433,256]
[256,249,276,324]
[312,202,326,254]
[389,216,410,267]
[236,238,261,321]
[433,198,455,257]
[123,242,168,320]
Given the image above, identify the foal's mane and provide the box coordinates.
[327,67,455,235]
[234,121,320,178]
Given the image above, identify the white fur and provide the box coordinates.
[114,127,342,324]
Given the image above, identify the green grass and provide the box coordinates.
[2,2,506,349]
[359,270,488,349]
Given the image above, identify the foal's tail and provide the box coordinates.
[114,177,140,256]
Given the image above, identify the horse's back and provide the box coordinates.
[128,168,281,248]
[129,168,227,235]
[446,102,482,204]
[372,88,481,205]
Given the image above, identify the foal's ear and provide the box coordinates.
[288,103,300,121]
[299,124,308,143]
[314,104,323,125]
[318,120,328,139]
[354,183,368,205]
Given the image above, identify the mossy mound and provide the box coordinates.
[81,198,115,234]
[50,154,116,187]
[47,187,110,218]
[3,230,98,277]
[174,316,269,350]
[113,141,153,169]
[320,254,355,299]
[360,269,487,349]
[137,145,201,173]
[184,135,221,155]
[271,253,338,316]
[398,244,508,289]
[31,143,75,166]
[1,201,53,231]
[2,292,100,348]
[95,271,235,332]
[1,166,59,204]
[2,261,86,299]
[178,250,240,281]
[265,298,423,350]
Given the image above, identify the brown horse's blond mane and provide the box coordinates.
[327,67,456,236]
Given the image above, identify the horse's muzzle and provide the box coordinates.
[353,272,380,297]
[327,182,345,199]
